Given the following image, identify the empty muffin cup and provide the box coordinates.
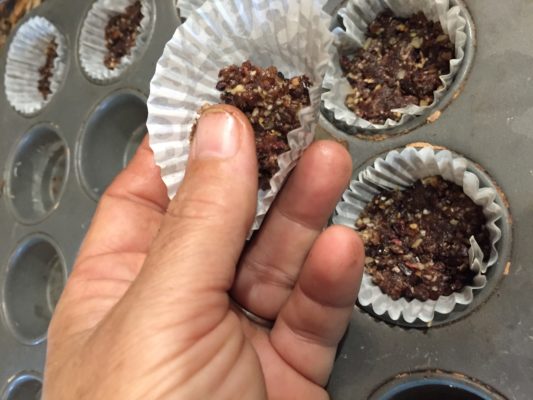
[79,0,154,82]
[1,371,43,400]
[2,234,67,345]
[333,147,503,324]
[147,0,333,232]
[4,17,67,116]
[322,0,468,132]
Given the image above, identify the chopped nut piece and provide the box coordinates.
[411,238,423,249]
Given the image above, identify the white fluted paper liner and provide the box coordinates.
[322,0,467,131]
[176,0,205,19]
[147,0,333,232]
[333,147,503,323]
[79,0,153,82]
[4,17,66,115]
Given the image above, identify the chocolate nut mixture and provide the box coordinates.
[216,61,311,190]
[356,176,491,302]
[340,11,455,124]
[0,0,45,48]
[104,0,143,70]
[38,38,57,99]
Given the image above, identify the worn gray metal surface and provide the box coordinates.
[0,0,531,398]
[321,0,533,399]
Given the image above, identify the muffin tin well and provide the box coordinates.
[0,0,179,395]
[322,0,476,141]
[0,371,42,400]
[336,146,511,329]
[76,89,148,200]
[0,0,532,399]
[2,233,66,345]
[5,123,68,224]
[368,371,506,400]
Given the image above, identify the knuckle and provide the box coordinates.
[166,182,233,224]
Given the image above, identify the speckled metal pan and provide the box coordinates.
[0,0,531,399]
[0,0,179,396]
[320,0,532,398]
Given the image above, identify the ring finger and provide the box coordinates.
[231,140,352,320]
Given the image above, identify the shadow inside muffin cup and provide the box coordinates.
[78,0,155,83]
[1,371,43,400]
[5,124,69,224]
[1,235,67,345]
[4,16,67,116]
[77,90,147,200]
[369,371,507,400]
[321,0,475,138]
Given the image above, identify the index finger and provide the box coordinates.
[76,135,169,265]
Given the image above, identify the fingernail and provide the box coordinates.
[192,106,241,160]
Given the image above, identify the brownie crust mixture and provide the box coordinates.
[104,0,143,70]
[340,11,455,124]
[38,38,57,99]
[216,61,311,190]
[356,176,491,302]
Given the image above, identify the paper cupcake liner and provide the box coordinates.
[176,0,205,19]
[79,0,154,82]
[147,0,333,232]
[333,147,503,323]
[4,17,67,116]
[322,0,467,132]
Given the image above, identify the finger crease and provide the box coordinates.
[276,206,323,233]
[241,258,296,289]
[104,189,167,215]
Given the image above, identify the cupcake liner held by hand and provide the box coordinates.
[322,0,467,133]
[79,0,154,82]
[5,17,67,115]
[333,147,503,324]
[147,0,334,232]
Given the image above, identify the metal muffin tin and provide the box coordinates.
[321,0,532,398]
[0,0,531,399]
[0,0,179,396]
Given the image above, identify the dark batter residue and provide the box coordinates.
[216,61,311,190]
[104,0,143,70]
[38,38,57,99]
[356,176,490,302]
[340,10,454,124]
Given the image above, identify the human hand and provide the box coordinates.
[43,105,364,400]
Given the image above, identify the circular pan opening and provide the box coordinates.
[1,372,42,400]
[5,125,69,224]
[369,371,506,400]
[78,90,147,200]
[321,0,476,141]
[350,144,512,329]
[2,234,67,345]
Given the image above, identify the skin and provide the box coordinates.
[43,105,364,400]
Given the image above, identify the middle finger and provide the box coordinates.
[231,140,352,319]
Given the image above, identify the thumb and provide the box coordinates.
[129,104,258,313]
